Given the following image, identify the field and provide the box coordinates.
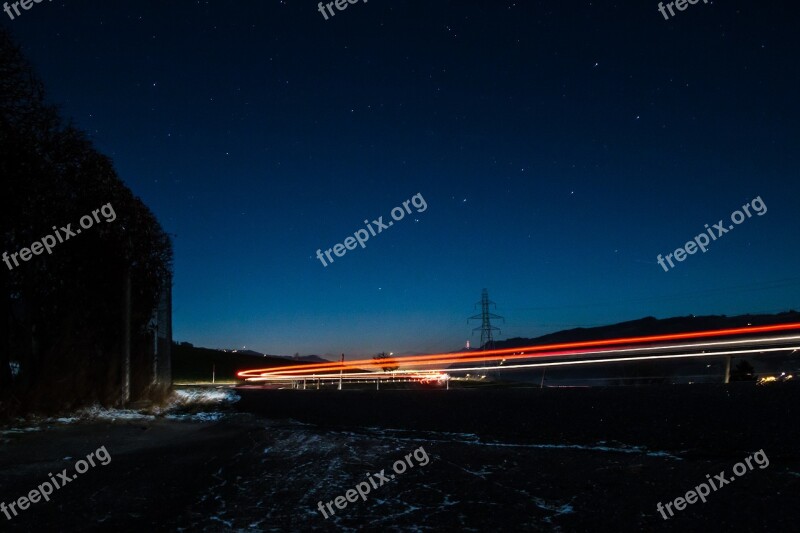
[0,383,797,531]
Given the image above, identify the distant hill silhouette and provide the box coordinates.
[172,343,332,382]
[174,311,800,383]
[491,311,800,350]
[454,311,800,385]
[173,343,305,382]
[219,348,330,364]
[280,354,331,364]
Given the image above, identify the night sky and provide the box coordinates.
[4,1,798,358]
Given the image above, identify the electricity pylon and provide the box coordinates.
[468,288,504,351]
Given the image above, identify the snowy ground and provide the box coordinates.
[1,385,799,531]
[0,386,240,441]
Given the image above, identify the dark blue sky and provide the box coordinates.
[4,1,799,357]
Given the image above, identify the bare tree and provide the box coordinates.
[373,352,399,372]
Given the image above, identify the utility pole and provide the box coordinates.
[121,268,131,406]
[338,353,344,390]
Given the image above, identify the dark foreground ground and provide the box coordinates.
[0,383,798,532]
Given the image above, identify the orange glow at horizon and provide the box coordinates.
[237,321,800,380]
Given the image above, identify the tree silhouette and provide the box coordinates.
[1,28,172,414]
[373,352,399,372]
[730,360,757,382]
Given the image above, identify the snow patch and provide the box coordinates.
[164,412,226,422]
[172,387,240,405]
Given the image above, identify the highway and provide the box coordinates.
[237,322,800,384]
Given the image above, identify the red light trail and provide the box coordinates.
[237,322,800,382]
